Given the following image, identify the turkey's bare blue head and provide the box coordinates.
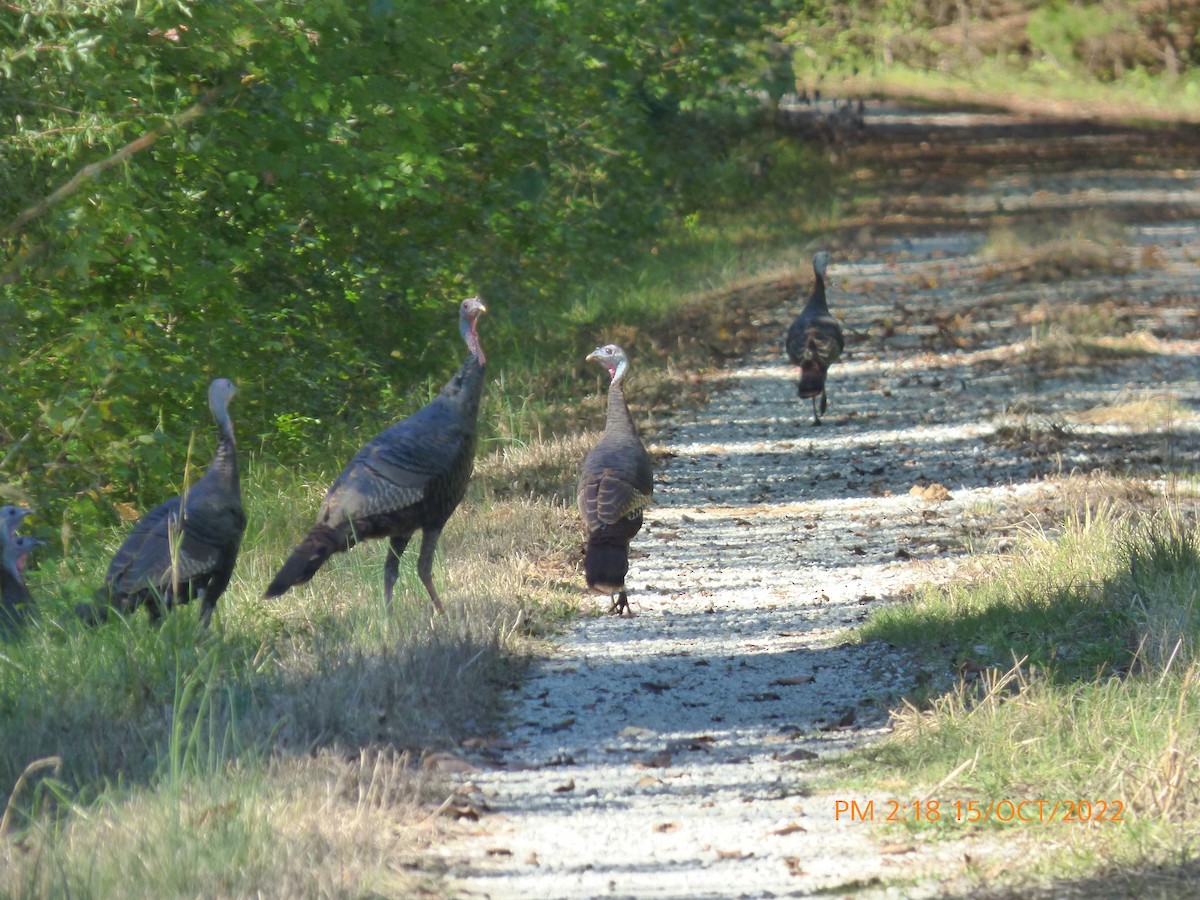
[208,378,238,437]
[0,505,33,540]
[587,343,628,383]
[3,534,43,576]
[812,251,831,281]
[459,296,487,365]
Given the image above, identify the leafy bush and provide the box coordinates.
[1,0,796,538]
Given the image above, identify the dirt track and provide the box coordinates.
[437,103,1200,898]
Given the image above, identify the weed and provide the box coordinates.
[855,498,1200,885]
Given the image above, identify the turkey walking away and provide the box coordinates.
[87,378,245,627]
[264,296,487,614]
[786,250,845,424]
[577,344,653,616]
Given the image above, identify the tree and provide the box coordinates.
[1,0,795,532]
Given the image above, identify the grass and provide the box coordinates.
[849,495,1200,891]
[982,211,1134,283]
[833,59,1200,126]
[1071,391,1192,429]
[0,128,839,897]
[1009,294,1157,374]
[0,457,566,895]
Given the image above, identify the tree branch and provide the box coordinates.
[0,87,222,244]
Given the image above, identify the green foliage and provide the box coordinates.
[1027,1,1138,77]
[1,0,799,540]
[787,0,1198,91]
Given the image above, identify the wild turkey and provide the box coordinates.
[1,505,33,539]
[0,507,38,635]
[786,250,844,425]
[577,344,653,616]
[264,296,487,613]
[94,378,245,626]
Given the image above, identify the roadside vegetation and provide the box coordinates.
[838,114,1200,887]
[853,491,1200,893]
[0,3,837,885]
[788,1,1200,122]
[5,1,1200,896]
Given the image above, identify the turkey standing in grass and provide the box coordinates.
[264,296,487,614]
[94,378,245,626]
[786,251,844,425]
[0,507,38,636]
[577,344,653,616]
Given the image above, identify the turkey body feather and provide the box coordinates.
[577,344,653,615]
[264,296,487,613]
[94,378,244,626]
[0,508,39,637]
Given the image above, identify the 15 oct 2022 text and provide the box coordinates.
[834,798,1124,825]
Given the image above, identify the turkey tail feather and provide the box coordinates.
[264,525,347,598]
[584,536,630,593]
[797,366,828,400]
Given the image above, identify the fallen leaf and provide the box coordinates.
[634,750,673,769]
[771,675,815,686]
[486,847,513,857]
[636,774,662,788]
[909,482,951,502]
[768,821,807,836]
[654,822,679,833]
[553,779,575,793]
[715,849,754,860]
[819,709,857,730]
[785,856,806,876]
[879,842,917,855]
[774,748,819,762]
[640,680,671,694]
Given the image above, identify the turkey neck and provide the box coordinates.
[807,272,829,314]
[204,411,240,492]
[440,349,486,422]
[1,549,30,605]
[604,366,636,437]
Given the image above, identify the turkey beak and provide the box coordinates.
[586,348,602,363]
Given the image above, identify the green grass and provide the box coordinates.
[835,59,1200,125]
[0,125,840,897]
[0,456,576,895]
[849,498,1200,889]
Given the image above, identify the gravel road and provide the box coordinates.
[438,104,1200,898]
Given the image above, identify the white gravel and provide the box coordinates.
[437,104,1200,898]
